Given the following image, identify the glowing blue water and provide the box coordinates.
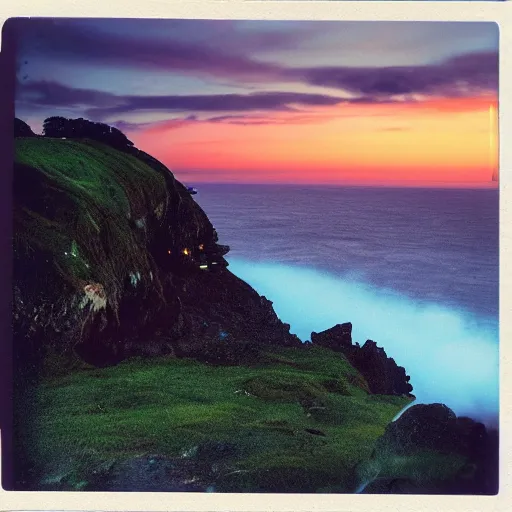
[194,185,499,425]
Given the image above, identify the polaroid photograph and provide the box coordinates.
[0,1,509,511]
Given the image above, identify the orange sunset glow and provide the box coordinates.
[131,95,498,186]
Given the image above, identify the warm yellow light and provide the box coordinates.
[183,248,190,256]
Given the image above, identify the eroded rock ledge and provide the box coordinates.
[311,323,414,397]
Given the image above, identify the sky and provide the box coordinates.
[13,18,499,187]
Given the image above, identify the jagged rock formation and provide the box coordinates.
[311,323,413,396]
[311,322,353,350]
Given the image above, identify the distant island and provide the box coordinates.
[11,117,498,494]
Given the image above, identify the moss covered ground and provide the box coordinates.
[22,346,411,492]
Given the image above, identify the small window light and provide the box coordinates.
[183,248,190,256]
[199,244,204,250]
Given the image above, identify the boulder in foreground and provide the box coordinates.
[357,403,498,495]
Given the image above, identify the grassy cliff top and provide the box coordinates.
[14,137,168,306]
[15,137,167,218]
[27,345,414,493]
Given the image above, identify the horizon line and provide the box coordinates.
[175,180,499,190]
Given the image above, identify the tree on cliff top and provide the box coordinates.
[42,116,134,150]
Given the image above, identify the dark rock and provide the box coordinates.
[85,444,240,492]
[311,325,413,396]
[311,322,353,350]
[89,455,212,492]
[352,340,413,396]
[195,441,239,461]
[363,404,499,495]
[376,403,460,456]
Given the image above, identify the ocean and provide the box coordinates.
[194,184,499,426]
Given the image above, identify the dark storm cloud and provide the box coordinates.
[14,17,498,127]
[13,19,497,99]
[85,91,346,119]
[114,109,402,131]
[16,79,347,120]
[17,79,118,107]
[13,18,283,80]
[15,78,400,131]
[290,51,498,97]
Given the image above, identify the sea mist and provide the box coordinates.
[229,258,499,427]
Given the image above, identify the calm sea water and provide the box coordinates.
[194,184,499,424]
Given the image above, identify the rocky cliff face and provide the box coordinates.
[13,123,299,374]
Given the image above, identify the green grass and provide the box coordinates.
[15,137,166,219]
[14,137,168,308]
[24,347,412,492]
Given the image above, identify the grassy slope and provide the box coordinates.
[32,346,411,492]
[15,137,167,218]
[15,137,167,307]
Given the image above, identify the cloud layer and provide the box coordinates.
[16,49,498,127]
[291,51,498,98]
[13,18,498,131]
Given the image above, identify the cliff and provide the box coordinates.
[13,131,300,373]
[11,118,496,494]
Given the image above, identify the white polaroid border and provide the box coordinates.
[1,0,510,511]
